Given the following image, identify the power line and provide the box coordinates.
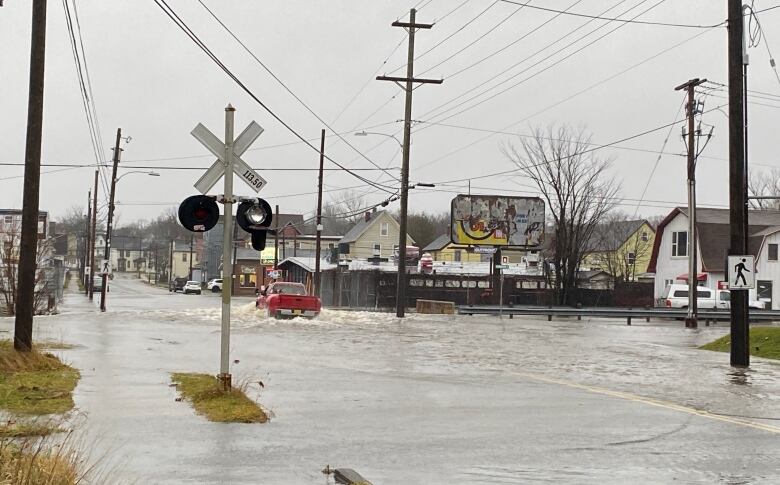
[152,0,398,194]
[417,0,529,77]
[498,0,725,28]
[419,0,668,127]
[195,0,400,184]
[388,0,499,74]
[425,113,711,186]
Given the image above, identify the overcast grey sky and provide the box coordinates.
[1,1,779,226]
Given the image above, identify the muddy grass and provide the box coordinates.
[700,326,780,360]
[0,340,80,415]
[171,373,268,423]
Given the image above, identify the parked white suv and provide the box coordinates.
[207,278,222,293]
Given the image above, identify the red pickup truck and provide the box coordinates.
[256,282,321,319]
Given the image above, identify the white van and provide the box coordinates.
[662,284,765,309]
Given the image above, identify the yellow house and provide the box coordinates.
[582,219,655,282]
[422,234,483,262]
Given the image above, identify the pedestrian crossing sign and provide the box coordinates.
[727,255,755,290]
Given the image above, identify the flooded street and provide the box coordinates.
[3,275,780,484]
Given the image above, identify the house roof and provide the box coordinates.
[278,257,336,273]
[586,219,650,252]
[423,234,452,252]
[647,207,780,273]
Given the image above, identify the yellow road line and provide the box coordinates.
[508,370,780,435]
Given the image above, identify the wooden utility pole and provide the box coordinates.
[675,78,706,329]
[189,234,194,280]
[314,129,325,297]
[89,170,98,300]
[377,8,442,318]
[14,0,48,351]
[83,189,91,293]
[728,0,749,367]
[100,129,122,312]
[273,204,279,270]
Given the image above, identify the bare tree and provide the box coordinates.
[748,168,780,210]
[320,190,368,236]
[0,219,53,315]
[503,124,620,304]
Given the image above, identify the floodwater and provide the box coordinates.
[2,275,779,484]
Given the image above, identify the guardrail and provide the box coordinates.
[456,305,780,325]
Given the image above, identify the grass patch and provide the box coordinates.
[0,420,62,438]
[0,430,99,484]
[171,373,268,423]
[700,326,780,360]
[0,340,80,415]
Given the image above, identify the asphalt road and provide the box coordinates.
[3,275,779,484]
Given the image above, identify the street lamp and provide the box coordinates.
[354,130,403,147]
[115,170,160,183]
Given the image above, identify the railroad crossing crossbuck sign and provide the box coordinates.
[192,120,267,194]
[728,255,755,290]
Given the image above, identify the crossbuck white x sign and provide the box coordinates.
[192,120,267,194]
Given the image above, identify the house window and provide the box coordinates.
[373,244,381,256]
[182,253,187,262]
[769,243,778,261]
[3,216,12,226]
[664,279,674,287]
[672,231,687,257]
[641,231,648,242]
[380,222,389,237]
[627,252,636,265]
[454,250,462,262]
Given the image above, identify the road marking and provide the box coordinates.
[508,370,780,435]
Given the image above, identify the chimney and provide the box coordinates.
[364,211,371,222]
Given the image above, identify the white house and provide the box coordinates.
[753,226,780,309]
[648,207,780,307]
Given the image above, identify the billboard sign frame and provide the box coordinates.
[450,194,544,248]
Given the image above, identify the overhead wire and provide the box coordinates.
[418,0,667,127]
[498,0,725,28]
[195,0,400,184]
[152,0,398,194]
[416,0,529,77]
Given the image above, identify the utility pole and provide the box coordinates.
[273,204,279,270]
[89,170,98,300]
[100,129,122,312]
[377,8,442,318]
[83,189,91,293]
[728,0,749,367]
[675,78,706,329]
[14,0,48,351]
[314,129,325,297]
[189,234,194,280]
[169,239,174,283]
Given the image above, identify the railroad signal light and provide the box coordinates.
[178,195,219,232]
[236,197,273,251]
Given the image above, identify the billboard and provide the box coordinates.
[451,195,544,247]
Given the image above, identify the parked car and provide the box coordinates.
[183,281,201,295]
[256,282,321,319]
[207,278,223,293]
[169,277,188,292]
[662,284,765,309]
